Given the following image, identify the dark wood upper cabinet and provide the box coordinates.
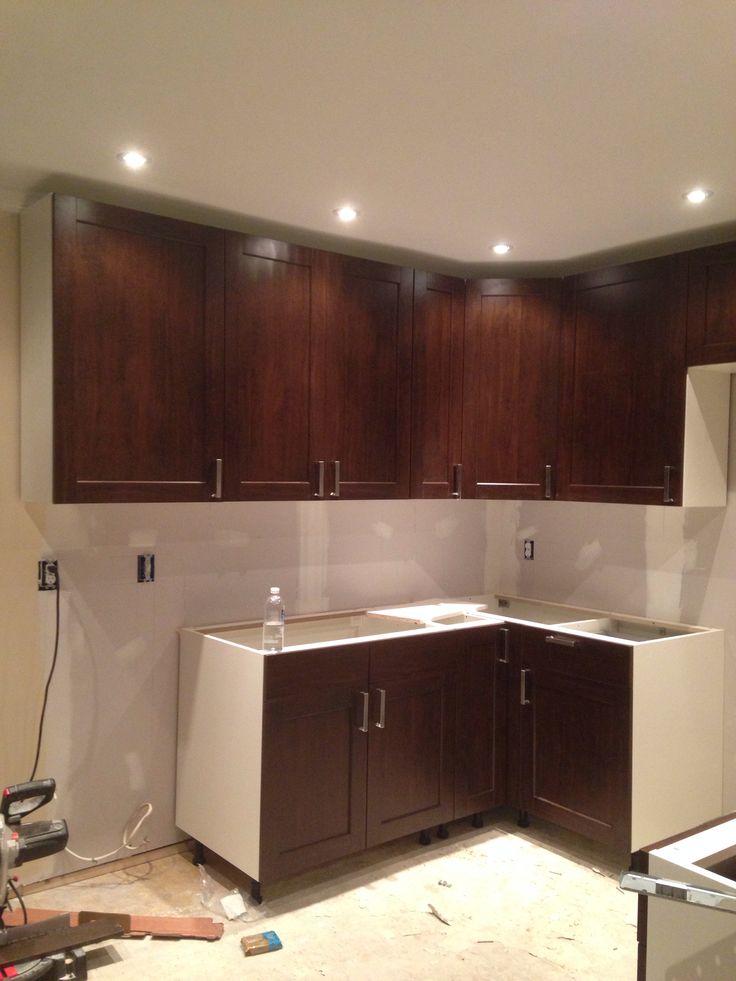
[686,241,736,365]
[410,271,465,498]
[462,278,562,500]
[558,256,688,505]
[313,253,413,499]
[22,194,225,503]
[225,234,319,500]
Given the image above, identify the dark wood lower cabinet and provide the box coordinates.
[366,635,457,846]
[516,627,632,851]
[454,624,507,818]
[260,644,369,882]
[258,624,634,886]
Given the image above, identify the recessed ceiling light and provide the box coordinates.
[334,205,360,223]
[683,187,713,205]
[491,242,513,255]
[118,150,149,170]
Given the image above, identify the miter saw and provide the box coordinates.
[1,779,70,979]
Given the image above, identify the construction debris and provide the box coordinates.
[2,907,223,940]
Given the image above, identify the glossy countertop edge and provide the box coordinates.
[181,593,720,655]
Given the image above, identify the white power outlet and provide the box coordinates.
[523,539,535,560]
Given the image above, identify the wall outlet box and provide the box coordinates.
[38,559,58,590]
[523,539,535,560]
[137,554,155,583]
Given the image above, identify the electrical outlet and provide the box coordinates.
[38,559,59,590]
[137,553,155,583]
[523,539,535,560]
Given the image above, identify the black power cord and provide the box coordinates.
[29,568,61,782]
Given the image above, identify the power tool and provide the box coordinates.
[1,779,68,916]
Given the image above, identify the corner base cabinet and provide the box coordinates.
[176,598,724,894]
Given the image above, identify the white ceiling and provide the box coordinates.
[2,0,736,275]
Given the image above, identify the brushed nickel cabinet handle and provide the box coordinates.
[375,688,386,729]
[544,633,578,648]
[358,690,370,732]
[520,669,532,706]
[451,463,463,498]
[330,460,341,498]
[498,627,510,664]
[664,465,675,504]
[211,458,223,499]
[544,464,553,500]
[313,460,325,499]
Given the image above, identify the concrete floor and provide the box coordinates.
[21,811,638,980]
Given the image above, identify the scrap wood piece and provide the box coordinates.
[427,903,450,926]
[78,911,223,941]
[2,908,223,941]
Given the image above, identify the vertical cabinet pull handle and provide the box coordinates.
[498,627,510,664]
[211,458,223,499]
[520,669,532,706]
[451,463,463,498]
[358,691,370,732]
[544,464,553,500]
[375,688,386,728]
[313,460,325,499]
[663,465,674,504]
[330,460,341,498]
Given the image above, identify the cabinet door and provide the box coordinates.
[260,645,369,882]
[313,253,413,499]
[518,629,632,850]
[410,271,465,498]
[454,624,508,818]
[558,257,687,505]
[225,234,321,499]
[463,279,562,499]
[366,634,457,847]
[686,241,736,365]
[52,196,224,502]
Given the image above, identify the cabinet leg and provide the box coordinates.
[419,829,432,846]
[471,812,484,829]
[437,824,449,839]
[517,809,530,828]
[192,840,205,866]
[250,879,263,905]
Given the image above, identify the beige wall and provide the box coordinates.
[0,210,44,782]
[3,199,734,883]
[492,405,736,810]
[0,206,490,878]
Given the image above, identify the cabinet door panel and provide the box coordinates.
[687,242,736,365]
[411,271,464,497]
[367,635,456,846]
[559,257,687,504]
[314,254,412,498]
[225,235,317,499]
[463,279,561,499]
[53,196,224,502]
[519,630,632,850]
[455,625,507,818]
[261,646,369,881]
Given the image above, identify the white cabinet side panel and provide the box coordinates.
[176,630,264,879]
[20,194,53,502]
[646,852,736,980]
[631,632,724,850]
[683,367,731,507]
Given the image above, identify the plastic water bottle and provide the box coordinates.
[262,586,285,652]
